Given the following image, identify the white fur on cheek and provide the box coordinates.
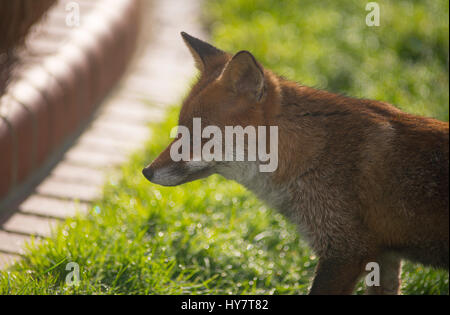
[151,161,213,186]
[151,165,186,186]
[185,160,211,172]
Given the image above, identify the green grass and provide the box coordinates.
[0,107,316,294]
[1,105,448,295]
[0,0,448,295]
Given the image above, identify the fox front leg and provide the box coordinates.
[309,257,367,295]
[365,252,402,295]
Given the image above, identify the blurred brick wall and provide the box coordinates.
[0,0,141,207]
[0,0,56,53]
[0,0,56,95]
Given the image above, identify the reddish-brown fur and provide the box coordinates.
[143,33,449,294]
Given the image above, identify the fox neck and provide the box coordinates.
[214,75,328,240]
[216,161,291,211]
[216,160,312,242]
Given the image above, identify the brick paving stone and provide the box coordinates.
[93,119,150,136]
[86,120,149,143]
[120,77,182,105]
[105,93,166,110]
[64,146,128,168]
[19,195,89,219]
[1,213,59,238]
[98,102,166,125]
[35,177,101,202]
[0,231,30,255]
[113,92,169,109]
[76,133,139,153]
[50,163,105,185]
[70,139,131,157]
[79,129,149,152]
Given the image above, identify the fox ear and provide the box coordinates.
[222,51,265,102]
[181,32,226,72]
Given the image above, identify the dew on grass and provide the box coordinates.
[154,190,162,200]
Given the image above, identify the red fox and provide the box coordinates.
[142,32,449,294]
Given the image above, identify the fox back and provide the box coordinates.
[143,33,449,294]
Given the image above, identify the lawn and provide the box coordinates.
[0,0,448,294]
[0,107,316,294]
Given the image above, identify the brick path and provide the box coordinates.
[0,0,205,268]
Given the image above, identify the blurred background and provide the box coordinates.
[207,0,449,121]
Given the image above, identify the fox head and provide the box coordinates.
[142,32,280,187]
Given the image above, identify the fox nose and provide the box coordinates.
[142,167,154,181]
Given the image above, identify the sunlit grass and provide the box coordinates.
[1,105,447,294]
[0,107,316,294]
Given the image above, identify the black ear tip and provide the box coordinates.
[235,50,253,58]
[180,31,190,39]
[233,50,258,64]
